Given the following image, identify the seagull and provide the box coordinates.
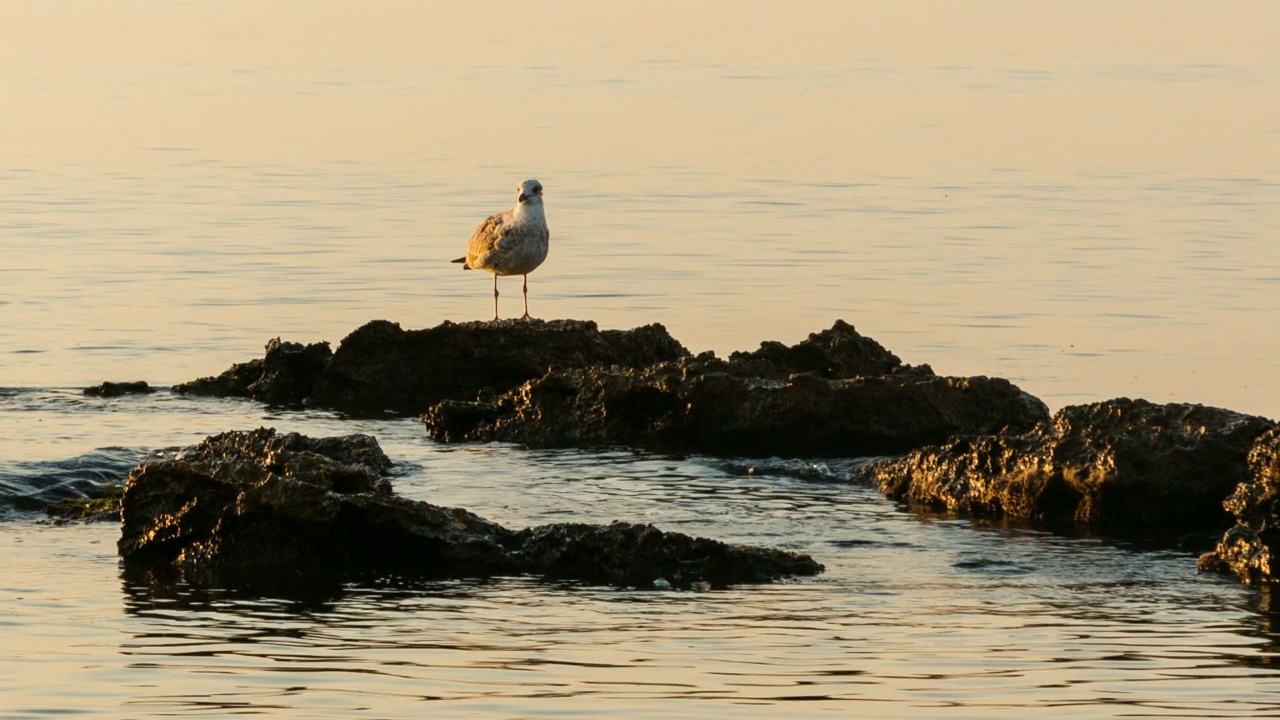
[452,179,550,321]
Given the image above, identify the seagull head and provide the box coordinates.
[517,179,543,205]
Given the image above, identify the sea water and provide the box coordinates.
[2,2,1279,717]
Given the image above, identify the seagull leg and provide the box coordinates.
[521,274,531,320]
[492,275,500,322]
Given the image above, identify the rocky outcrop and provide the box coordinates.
[83,381,155,398]
[725,319,907,379]
[172,319,1047,457]
[173,356,263,399]
[312,319,690,415]
[250,338,334,405]
[858,398,1276,533]
[174,318,1050,457]
[1199,428,1280,582]
[423,354,1048,457]
[174,338,332,405]
[513,522,823,587]
[118,428,822,588]
[175,319,690,414]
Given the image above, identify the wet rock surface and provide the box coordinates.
[175,318,1043,456]
[176,319,689,415]
[858,398,1276,533]
[118,428,822,588]
[83,381,155,398]
[424,322,1048,457]
[725,319,908,379]
[174,339,332,405]
[250,338,334,405]
[1199,427,1280,583]
[44,487,124,523]
[513,522,823,587]
[159,317,1280,586]
[313,319,690,415]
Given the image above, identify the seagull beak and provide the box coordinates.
[518,192,529,203]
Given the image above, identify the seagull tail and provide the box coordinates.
[451,256,472,270]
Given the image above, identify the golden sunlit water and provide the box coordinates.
[2,2,1279,717]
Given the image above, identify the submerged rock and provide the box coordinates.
[44,486,123,523]
[83,381,155,398]
[423,323,1048,457]
[4,447,147,518]
[858,398,1276,533]
[1199,427,1280,583]
[118,428,821,588]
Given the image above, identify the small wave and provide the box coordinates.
[952,556,1036,575]
[0,447,148,516]
[713,456,862,483]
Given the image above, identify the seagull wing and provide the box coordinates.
[465,210,513,269]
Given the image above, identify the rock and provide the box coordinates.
[173,358,262,398]
[859,398,1276,533]
[174,339,331,405]
[726,319,908,379]
[83,381,155,397]
[1198,427,1280,583]
[513,522,824,587]
[421,399,505,443]
[175,319,690,415]
[118,428,394,567]
[43,486,123,523]
[424,354,1048,457]
[118,429,822,589]
[312,319,690,415]
[250,338,333,405]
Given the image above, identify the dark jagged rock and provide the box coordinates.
[118,428,394,568]
[726,319,909,379]
[250,338,333,405]
[312,319,690,415]
[514,522,823,587]
[424,354,1048,457]
[1199,427,1280,583]
[174,339,331,405]
[175,319,689,416]
[173,357,262,398]
[83,381,155,398]
[119,429,821,588]
[421,399,505,443]
[858,398,1276,534]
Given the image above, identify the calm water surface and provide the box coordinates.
[3,2,1280,717]
[3,390,1280,718]
[2,1,1277,413]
